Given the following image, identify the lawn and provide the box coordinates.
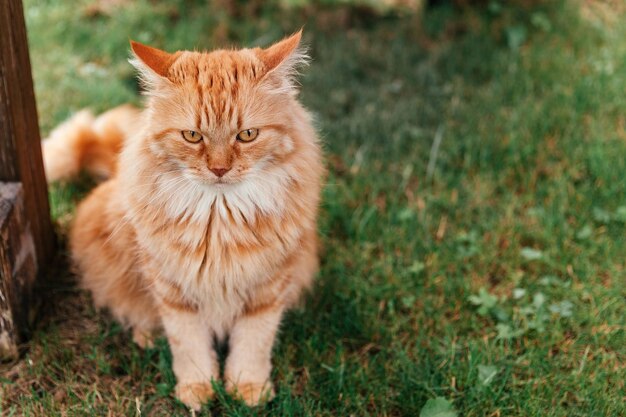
[1,0,625,416]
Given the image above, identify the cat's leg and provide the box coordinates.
[224,236,319,406]
[224,304,284,406]
[153,280,218,411]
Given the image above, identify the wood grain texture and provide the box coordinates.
[0,182,37,359]
[0,0,54,267]
[0,0,55,358]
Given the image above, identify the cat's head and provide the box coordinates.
[129,31,308,186]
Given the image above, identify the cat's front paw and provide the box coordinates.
[227,381,275,406]
[175,382,214,411]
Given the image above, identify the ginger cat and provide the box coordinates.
[43,31,323,409]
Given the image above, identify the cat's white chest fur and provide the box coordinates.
[129,172,301,334]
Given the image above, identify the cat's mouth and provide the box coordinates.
[194,174,239,187]
[211,172,240,184]
[182,170,239,187]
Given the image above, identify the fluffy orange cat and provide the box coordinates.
[42,31,323,409]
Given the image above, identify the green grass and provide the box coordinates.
[2,0,625,415]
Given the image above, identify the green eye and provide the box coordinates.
[236,128,259,142]
[182,130,202,143]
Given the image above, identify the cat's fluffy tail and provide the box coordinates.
[42,104,140,183]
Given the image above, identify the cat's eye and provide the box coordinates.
[182,130,203,143]
[236,128,259,142]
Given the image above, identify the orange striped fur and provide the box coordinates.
[46,31,323,409]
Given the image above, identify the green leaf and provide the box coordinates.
[513,288,526,299]
[492,306,510,323]
[409,261,425,274]
[615,206,626,223]
[420,397,458,417]
[531,12,552,32]
[592,207,612,224]
[549,300,574,317]
[506,25,527,50]
[478,365,499,386]
[575,225,593,241]
[496,323,518,340]
[520,247,543,261]
[539,275,567,287]
[398,207,415,221]
[533,292,546,308]
[468,288,498,316]
[401,295,416,309]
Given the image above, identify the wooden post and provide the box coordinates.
[0,0,54,359]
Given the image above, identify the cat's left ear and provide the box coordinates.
[255,30,308,93]
[129,40,180,89]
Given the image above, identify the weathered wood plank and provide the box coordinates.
[0,182,37,359]
[0,0,54,267]
[0,0,55,358]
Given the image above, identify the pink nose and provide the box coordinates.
[210,167,230,178]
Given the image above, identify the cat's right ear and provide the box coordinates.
[129,40,180,89]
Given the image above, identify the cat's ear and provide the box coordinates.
[257,30,304,72]
[129,40,180,88]
[256,30,308,93]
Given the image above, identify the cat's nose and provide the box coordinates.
[210,167,231,178]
